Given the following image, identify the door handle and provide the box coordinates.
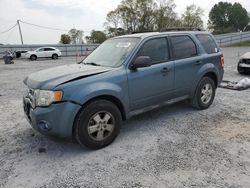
[161,67,170,73]
[195,60,203,65]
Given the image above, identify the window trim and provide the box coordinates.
[169,35,198,60]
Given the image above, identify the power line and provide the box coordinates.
[0,23,17,34]
[19,20,92,33]
[20,20,69,32]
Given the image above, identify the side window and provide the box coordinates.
[37,48,45,52]
[137,38,169,63]
[170,35,197,59]
[45,48,55,51]
[196,34,218,54]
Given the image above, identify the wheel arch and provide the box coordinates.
[202,72,218,88]
[30,54,37,59]
[72,94,127,138]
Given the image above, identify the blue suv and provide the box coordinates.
[23,31,224,149]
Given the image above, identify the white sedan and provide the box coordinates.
[24,47,62,60]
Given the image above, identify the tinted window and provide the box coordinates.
[196,34,218,54]
[45,48,55,51]
[137,38,169,63]
[170,36,197,59]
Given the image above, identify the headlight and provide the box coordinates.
[34,90,63,107]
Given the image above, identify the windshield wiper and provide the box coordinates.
[83,62,101,66]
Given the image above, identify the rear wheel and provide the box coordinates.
[74,99,122,150]
[191,77,216,110]
[30,55,37,61]
[52,54,58,59]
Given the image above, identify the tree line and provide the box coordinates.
[60,0,250,44]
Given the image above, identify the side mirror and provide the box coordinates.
[130,56,152,69]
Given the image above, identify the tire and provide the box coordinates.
[30,55,37,61]
[237,62,245,74]
[52,54,58,59]
[191,77,216,110]
[74,99,122,150]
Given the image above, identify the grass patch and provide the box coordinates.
[228,40,250,47]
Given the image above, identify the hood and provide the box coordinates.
[241,52,250,59]
[24,64,114,89]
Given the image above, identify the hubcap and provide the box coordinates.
[201,83,213,104]
[87,111,115,141]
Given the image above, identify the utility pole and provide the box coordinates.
[17,20,24,44]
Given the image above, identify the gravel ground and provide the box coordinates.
[0,48,249,188]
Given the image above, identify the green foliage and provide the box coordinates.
[209,2,250,34]
[85,30,107,44]
[59,34,71,44]
[105,0,204,35]
[181,4,204,29]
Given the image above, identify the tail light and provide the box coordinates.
[220,54,224,68]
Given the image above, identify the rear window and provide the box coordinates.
[196,34,218,54]
[170,35,197,59]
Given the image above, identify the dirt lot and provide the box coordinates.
[0,48,250,188]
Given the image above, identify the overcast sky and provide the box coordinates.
[0,0,249,44]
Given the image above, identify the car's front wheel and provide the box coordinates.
[191,77,216,110]
[30,55,37,61]
[74,99,122,149]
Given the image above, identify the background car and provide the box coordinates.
[238,52,250,74]
[24,47,61,60]
[15,50,28,58]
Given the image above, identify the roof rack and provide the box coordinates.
[131,30,155,34]
[160,27,203,32]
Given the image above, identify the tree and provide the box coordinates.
[229,3,250,31]
[208,2,250,34]
[181,4,204,29]
[68,29,84,44]
[59,34,71,44]
[106,0,157,33]
[105,0,195,34]
[85,30,107,44]
[154,0,180,30]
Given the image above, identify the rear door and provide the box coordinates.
[127,37,174,110]
[169,35,203,96]
[44,48,55,57]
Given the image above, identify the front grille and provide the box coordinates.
[243,59,250,65]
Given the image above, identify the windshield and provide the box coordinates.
[82,37,140,67]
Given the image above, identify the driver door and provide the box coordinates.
[36,48,45,58]
[127,37,174,110]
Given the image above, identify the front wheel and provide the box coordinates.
[30,55,37,61]
[191,77,216,110]
[74,99,122,150]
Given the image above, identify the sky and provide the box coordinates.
[0,0,249,44]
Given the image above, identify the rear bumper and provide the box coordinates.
[23,100,81,139]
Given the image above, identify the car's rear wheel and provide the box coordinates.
[52,54,58,59]
[30,55,37,61]
[191,77,216,110]
[74,99,122,150]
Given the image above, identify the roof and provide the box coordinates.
[114,31,211,40]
